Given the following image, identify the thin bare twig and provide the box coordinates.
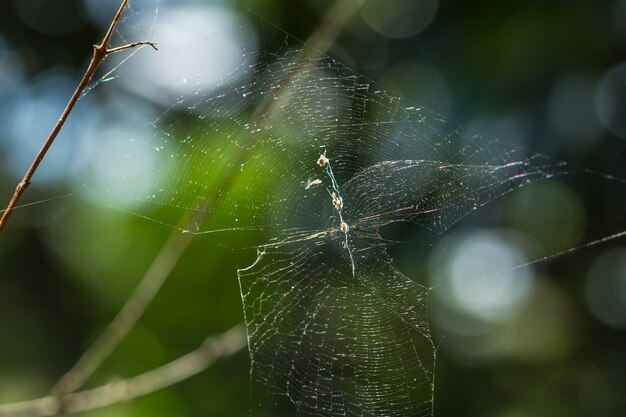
[301,0,365,63]
[0,0,157,233]
[0,325,246,417]
[107,41,158,54]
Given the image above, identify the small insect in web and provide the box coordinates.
[304,178,323,190]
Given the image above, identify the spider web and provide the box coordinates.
[60,2,622,416]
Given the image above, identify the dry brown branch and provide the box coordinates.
[0,325,246,417]
[0,0,156,233]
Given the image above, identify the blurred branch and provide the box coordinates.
[302,0,365,62]
[0,0,157,233]
[49,213,200,397]
[0,325,246,417]
[258,0,365,123]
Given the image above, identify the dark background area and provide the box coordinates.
[1,0,626,416]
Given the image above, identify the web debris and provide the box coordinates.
[317,150,356,276]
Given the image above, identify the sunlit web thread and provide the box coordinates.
[0,194,73,214]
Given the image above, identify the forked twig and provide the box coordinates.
[0,0,157,233]
[0,325,246,417]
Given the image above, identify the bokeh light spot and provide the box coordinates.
[585,248,626,329]
[360,0,438,39]
[110,4,257,107]
[430,229,535,323]
[80,125,167,209]
[4,69,99,186]
[594,61,626,140]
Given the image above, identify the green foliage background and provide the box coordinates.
[1,0,625,416]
